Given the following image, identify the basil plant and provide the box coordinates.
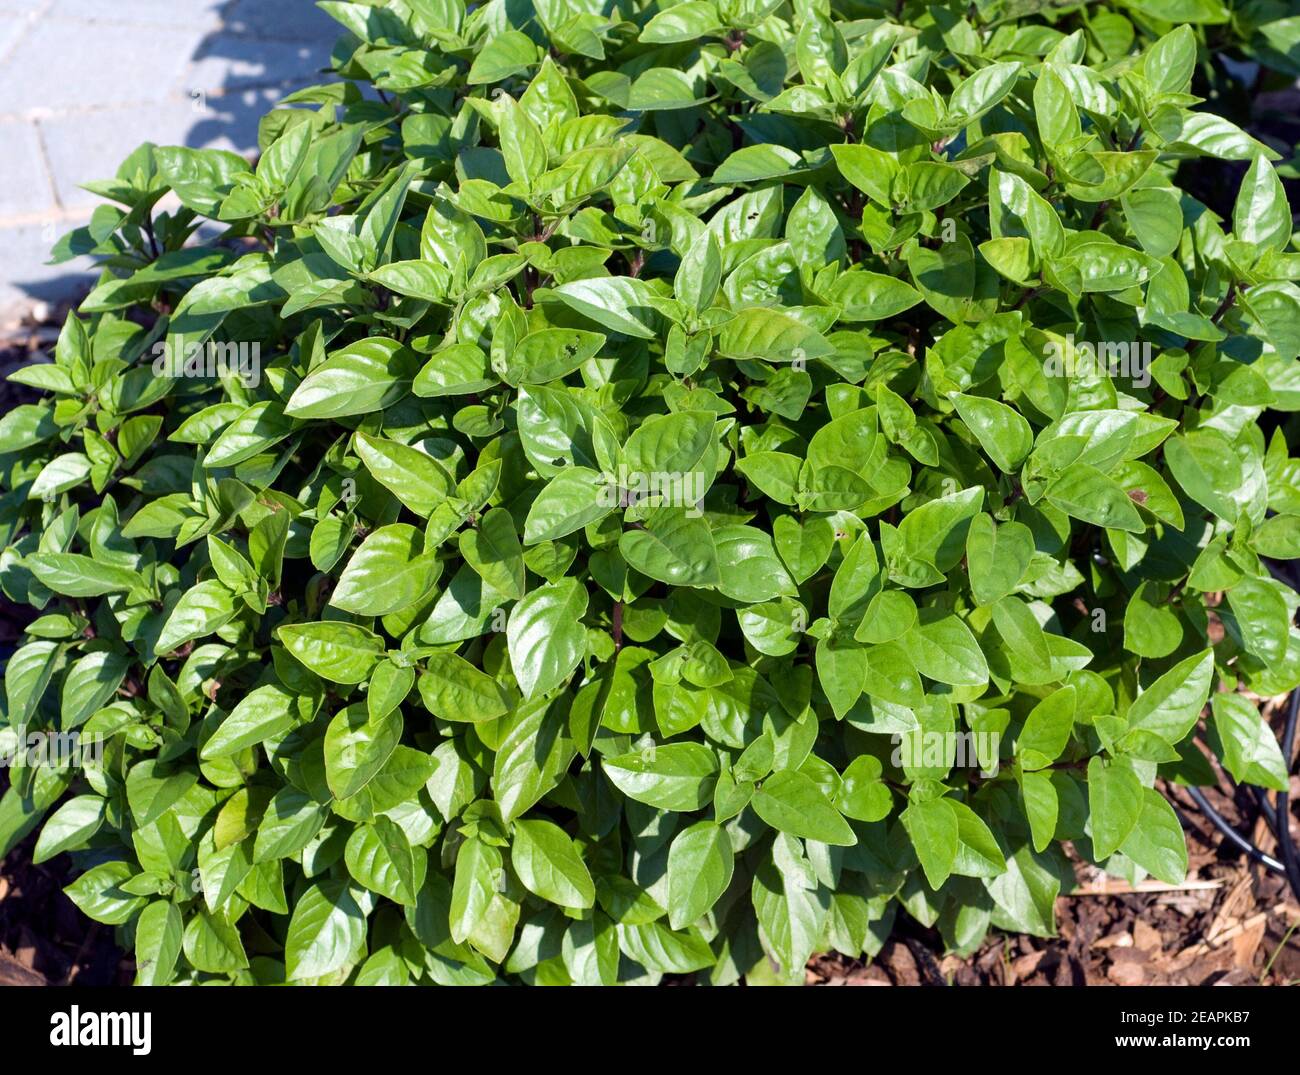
[1,0,1298,985]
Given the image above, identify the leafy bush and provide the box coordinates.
[1,0,1299,986]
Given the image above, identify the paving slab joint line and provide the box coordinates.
[0,0,52,67]
[30,15,337,46]
[4,75,325,125]
[32,118,63,213]
[0,205,98,230]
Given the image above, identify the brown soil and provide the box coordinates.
[0,823,133,986]
[808,752,1300,987]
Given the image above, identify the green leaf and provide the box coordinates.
[951,800,1007,877]
[1045,463,1144,533]
[368,260,452,302]
[524,467,613,545]
[1210,693,1289,791]
[1124,649,1213,745]
[1087,756,1143,861]
[603,742,719,811]
[675,231,722,314]
[1018,685,1076,770]
[34,795,105,864]
[25,553,142,597]
[1253,515,1300,559]
[155,580,236,654]
[544,277,664,339]
[1234,156,1290,253]
[330,524,438,616]
[183,910,248,973]
[625,410,715,477]
[324,706,402,800]
[831,144,898,206]
[277,621,385,685]
[285,338,418,419]
[498,93,547,190]
[64,861,146,925]
[202,684,299,759]
[1165,430,1243,523]
[987,845,1059,937]
[712,525,797,603]
[716,307,834,362]
[126,760,198,827]
[949,62,1021,124]
[354,432,454,518]
[990,596,1054,682]
[666,821,734,929]
[752,769,856,846]
[835,756,892,822]
[1118,788,1188,885]
[1226,577,1290,665]
[450,836,501,943]
[254,789,328,864]
[1020,771,1058,854]
[345,815,425,906]
[204,402,295,467]
[503,328,605,385]
[951,393,1033,474]
[134,901,184,986]
[824,271,922,322]
[419,651,509,723]
[901,797,959,890]
[466,29,539,84]
[905,614,989,687]
[507,578,589,699]
[1123,582,1184,659]
[641,0,722,42]
[966,515,1034,606]
[511,818,595,909]
[619,510,720,587]
[285,880,366,981]
[492,696,576,823]
[751,845,829,976]
[1144,26,1196,95]
[413,344,495,399]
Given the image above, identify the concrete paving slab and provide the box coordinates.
[0,218,97,314]
[0,119,54,217]
[50,0,226,26]
[0,17,207,117]
[222,0,342,42]
[38,94,265,212]
[0,11,31,59]
[0,0,343,317]
[185,33,333,96]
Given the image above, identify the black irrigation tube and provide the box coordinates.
[1180,690,1300,901]
[1176,557,1300,904]
[1276,692,1300,901]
